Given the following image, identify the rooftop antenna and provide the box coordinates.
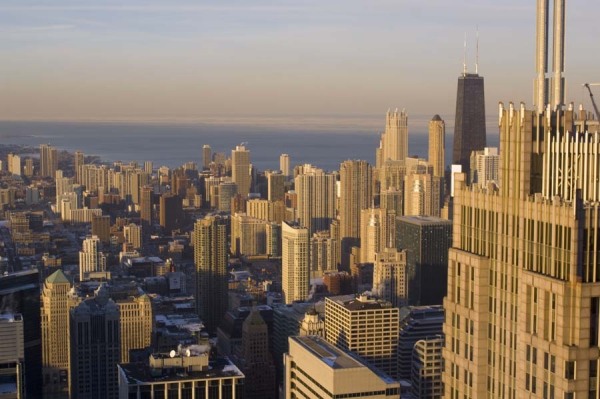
[463,32,467,75]
[475,26,479,74]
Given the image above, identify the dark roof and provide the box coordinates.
[431,114,442,121]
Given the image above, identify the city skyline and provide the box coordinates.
[1,0,599,122]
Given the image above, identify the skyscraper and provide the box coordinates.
[40,144,58,178]
[266,170,285,202]
[69,284,120,399]
[376,109,408,167]
[339,160,373,268]
[0,270,42,398]
[232,144,251,197]
[452,69,486,176]
[79,235,105,281]
[140,185,153,227]
[74,150,84,184]
[41,270,72,397]
[202,144,212,170]
[91,214,111,244]
[373,247,408,308]
[240,309,276,399]
[114,291,152,363]
[294,164,336,234]
[428,115,445,179]
[279,153,290,177]
[282,221,310,304]
[159,193,182,233]
[396,215,451,305]
[194,215,229,333]
[325,294,400,379]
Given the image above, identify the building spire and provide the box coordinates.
[475,26,479,74]
[463,32,468,75]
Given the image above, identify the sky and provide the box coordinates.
[0,0,599,123]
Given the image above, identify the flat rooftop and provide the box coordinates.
[292,336,362,369]
[119,357,243,385]
[397,215,452,226]
[327,295,393,311]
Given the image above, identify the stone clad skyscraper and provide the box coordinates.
[428,115,445,179]
[442,3,600,396]
[376,109,408,167]
[452,69,486,176]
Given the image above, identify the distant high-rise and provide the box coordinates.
[91,214,111,244]
[123,223,142,250]
[294,164,336,234]
[232,144,251,197]
[266,171,285,202]
[376,109,408,167]
[202,144,212,170]
[140,185,153,227]
[339,160,372,268]
[279,153,290,177]
[7,153,21,175]
[282,222,310,304]
[428,115,445,179]
[79,235,105,281]
[194,215,229,333]
[69,284,120,399]
[218,180,238,212]
[114,291,152,363]
[41,270,72,396]
[24,157,34,177]
[452,70,486,176]
[40,144,58,178]
[74,151,84,183]
[159,193,182,233]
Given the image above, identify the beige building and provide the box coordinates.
[40,144,58,178]
[443,102,600,398]
[404,164,441,217]
[310,230,338,278]
[280,153,290,177]
[246,198,285,223]
[79,235,106,281]
[359,207,396,263]
[376,109,409,167]
[123,223,142,250]
[412,335,444,399]
[373,247,408,308]
[284,335,400,399]
[470,146,499,187]
[325,294,400,379]
[232,144,251,197]
[428,115,446,179]
[282,222,310,304]
[231,213,267,256]
[41,270,72,396]
[294,164,336,234]
[339,160,373,267]
[116,293,152,363]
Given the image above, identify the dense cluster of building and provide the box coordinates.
[0,1,598,398]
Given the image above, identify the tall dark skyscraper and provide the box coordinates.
[452,72,486,176]
[0,270,42,398]
[194,215,229,333]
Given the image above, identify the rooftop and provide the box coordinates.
[327,294,394,311]
[119,356,243,385]
[292,336,362,369]
[396,215,452,226]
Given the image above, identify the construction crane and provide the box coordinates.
[583,83,600,121]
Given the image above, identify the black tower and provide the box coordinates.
[452,73,486,176]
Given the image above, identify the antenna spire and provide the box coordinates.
[476,26,479,74]
[463,33,467,75]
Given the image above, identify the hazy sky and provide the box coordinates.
[1,0,599,122]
